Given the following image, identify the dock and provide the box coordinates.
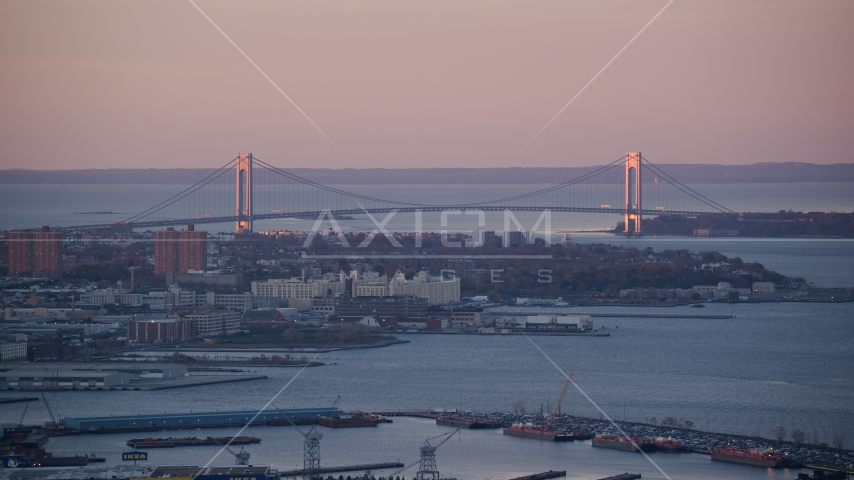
[597,474,642,480]
[0,396,38,404]
[490,310,731,319]
[279,462,404,475]
[127,374,268,390]
[61,406,341,432]
[0,374,268,391]
[590,313,731,319]
[509,471,567,480]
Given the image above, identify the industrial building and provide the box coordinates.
[0,370,131,389]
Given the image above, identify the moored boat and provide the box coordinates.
[502,423,573,441]
[591,434,656,452]
[711,446,783,468]
[318,413,381,428]
[653,437,685,452]
[126,436,261,448]
[265,416,318,427]
[436,415,501,429]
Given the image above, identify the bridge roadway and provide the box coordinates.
[59,206,713,231]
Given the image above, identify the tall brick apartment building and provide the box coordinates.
[154,225,206,276]
[7,226,61,278]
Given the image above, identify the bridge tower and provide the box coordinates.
[624,151,642,235]
[235,153,253,233]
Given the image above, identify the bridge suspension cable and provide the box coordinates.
[253,157,427,207]
[468,155,627,206]
[64,151,737,233]
[122,157,238,224]
[641,156,732,213]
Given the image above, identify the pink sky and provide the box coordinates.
[0,0,852,170]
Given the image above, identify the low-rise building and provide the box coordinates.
[753,282,776,294]
[334,295,428,317]
[0,336,28,361]
[525,314,592,331]
[128,318,183,343]
[178,309,242,338]
[352,271,460,306]
[251,277,346,300]
[0,371,131,389]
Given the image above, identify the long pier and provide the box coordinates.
[509,471,566,480]
[278,462,404,476]
[0,396,38,404]
[489,310,732,319]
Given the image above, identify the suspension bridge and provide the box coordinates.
[62,152,731,235]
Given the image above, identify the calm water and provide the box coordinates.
[42,418,815,480]
[1,183,853,478]
[2,302,853,479]
[2,183,853,287]
[1,182,852,232]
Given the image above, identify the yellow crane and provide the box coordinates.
[545,372,573,430]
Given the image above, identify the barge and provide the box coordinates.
[126,436,261,449]
[503,423,573,441]
[711,446,783,468]
[318,413,381,428]
[653,437,685,452]
[436,415,501,429]
[592,434,655,452]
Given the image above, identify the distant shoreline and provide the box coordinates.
[2,163,853,185]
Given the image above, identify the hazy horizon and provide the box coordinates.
[1,0,852,170]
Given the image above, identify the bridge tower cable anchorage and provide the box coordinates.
[121,157,238,225]
[640,156,733,213]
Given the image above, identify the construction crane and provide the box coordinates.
[41,394,61,429]
[545,372,574,430]
[392,429,460,480]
